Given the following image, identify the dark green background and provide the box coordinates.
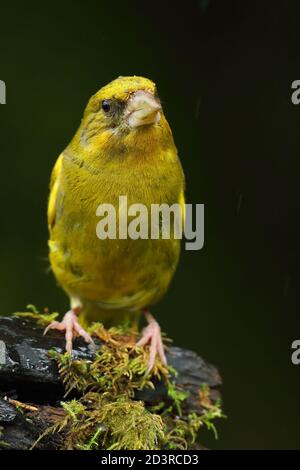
[1,0,300,449]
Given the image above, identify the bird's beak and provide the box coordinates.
[125,90,161,128]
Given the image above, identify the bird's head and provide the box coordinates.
[75,76,172,154]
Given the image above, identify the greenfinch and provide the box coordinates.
[45,76,185,370]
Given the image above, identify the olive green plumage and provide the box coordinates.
[48,76,185,324]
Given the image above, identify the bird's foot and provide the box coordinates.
[136,310,167,373]
[43,309,94,353]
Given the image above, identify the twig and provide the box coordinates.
[7,398,38,412]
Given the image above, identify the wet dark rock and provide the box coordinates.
[0,316,221,399]
[0,315,222,449]
[0,316,97,383]
[0,398,18,423]
[167,347,222,410]
[0,316,99,402]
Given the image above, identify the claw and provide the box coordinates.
[44,309,94,353]
[136,310,167,372]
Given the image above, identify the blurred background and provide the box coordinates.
[1,0,300,449]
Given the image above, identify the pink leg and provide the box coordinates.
[43,308,94,353]
[136,309,167,372]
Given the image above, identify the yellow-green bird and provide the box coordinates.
[45,76,185,370]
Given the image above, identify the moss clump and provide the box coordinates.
[14,304,59,326]
[33,320,223,450]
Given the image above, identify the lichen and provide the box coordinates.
[32,319,223,450]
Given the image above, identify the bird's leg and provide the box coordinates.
[136,309,167,372]
[43,307,94,353]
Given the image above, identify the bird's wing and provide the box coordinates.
[179,188,185,229]
[48,153,63,231]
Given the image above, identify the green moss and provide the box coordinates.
[14,304,59,326]
[34,321,223,450]
[167,381,189,416]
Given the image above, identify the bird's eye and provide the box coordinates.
[102,100,111,113]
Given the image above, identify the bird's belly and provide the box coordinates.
[49,148,184,312]
[49,231,180,311]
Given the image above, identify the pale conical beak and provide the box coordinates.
[125,90,161,128]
